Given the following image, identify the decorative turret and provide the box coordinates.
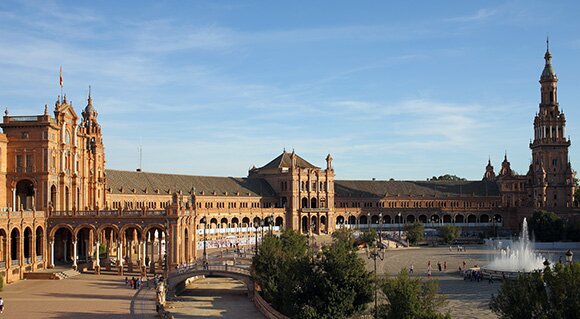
[483,158,496,181]
[326,153,333,170]
[81,86,99,127]
[499,153,512,177]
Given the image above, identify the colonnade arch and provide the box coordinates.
[333,212,504,228]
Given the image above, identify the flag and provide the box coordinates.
[59,67,63,88]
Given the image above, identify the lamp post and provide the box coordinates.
[378,213,383,241]
[200,217,207,263]
[397,213,402,238]
[565,249,573,266]
[367,237,385,319]
[267,215,274,235]
[254,222,259,254]
[367,212,371,230]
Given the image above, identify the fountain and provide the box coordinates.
[481,218,549,278]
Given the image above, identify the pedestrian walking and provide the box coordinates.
[409,264,414,274]
[0,297,4,314]
[437,262,442,272]
[443,261,447,271]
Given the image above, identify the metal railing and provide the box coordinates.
[9,116,39,122]
[172,264,250,276]
[36,255,43,262]
[11,260,19,266]
[0,261,5,269]
[24,257,31,264]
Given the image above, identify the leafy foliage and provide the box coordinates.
[528,210,564,242]
[404,222,424,245]
[252,229,373,319]
[490,262,580,319]
[379,268,450,319]
[360,229,378,247]
[428,174,466,181]
[439,225,460,244]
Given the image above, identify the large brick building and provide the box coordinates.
[0,45,576,283]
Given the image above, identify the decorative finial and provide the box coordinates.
[87,85,93,105]
[546,35,549,51]
[44,104,48,115]
[4,108,8,116]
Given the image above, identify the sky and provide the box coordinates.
[1,0,580,181]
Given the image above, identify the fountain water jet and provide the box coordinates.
[482,218,549,276]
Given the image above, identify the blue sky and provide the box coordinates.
[1,0,580,180]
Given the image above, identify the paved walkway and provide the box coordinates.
[166,277,263,319]
[131,285,158,319]
[363,245,499,319]
[0,273,141,319]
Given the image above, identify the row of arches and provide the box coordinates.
[335,213,503,226]
[50,224,166,272]
[0,226,44,267]
[301,197,326,209]
[197,216,284,229]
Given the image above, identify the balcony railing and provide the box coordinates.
[36,255,43,262]
[11,260,19,266]
[0,261,5,269]
[24,257,31,265]
[50,209,167,218]
[9,116,39,122]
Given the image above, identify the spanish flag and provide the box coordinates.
[60,67,63,88]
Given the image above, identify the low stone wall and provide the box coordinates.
[253,284,289,319]
[174,275,204,296]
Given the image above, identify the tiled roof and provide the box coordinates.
[260,151,318,169]
[106,169,275,196]
[334,180,499,198]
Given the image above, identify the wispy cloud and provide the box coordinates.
[445,8,497,23]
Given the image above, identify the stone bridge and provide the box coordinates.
[167,264,254,297]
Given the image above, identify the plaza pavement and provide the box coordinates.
[0,272,156,319]
[364,245,502,319]
[166,277,264,319]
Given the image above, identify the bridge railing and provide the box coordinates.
[172,263,250,276]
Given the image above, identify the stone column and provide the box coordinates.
[95,241,101,274]
[50,240,55,268]
[63,239,68,263]
[117,240,124,275]
[72,240,78,270]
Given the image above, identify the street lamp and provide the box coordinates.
[397,213,402,238]
[254,221,259,254]
[378,213,383,241]
[200,217,207,263]
[367,212,371,230]
[565,249,573,266]
[366,237,385,319]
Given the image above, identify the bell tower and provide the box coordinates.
[527,40,575,209]
[79,88,106,210]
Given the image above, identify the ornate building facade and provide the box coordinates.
[0,46,576,284]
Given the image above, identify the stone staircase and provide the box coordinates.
[54,269,81,280]
[24,269,81,280]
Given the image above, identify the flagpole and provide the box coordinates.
[60,67,63,103]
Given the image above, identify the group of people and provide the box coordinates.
[125,276,144,289]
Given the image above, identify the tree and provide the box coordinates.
[251,229,309,316]
[528,210,564,242]
[490,262,580,319]
[379,268,450,319]
[404,222,424,245]
[252,228,374,319]
[428,174,466,181]
[299,229,374,319]
[360,229,378,247]
[439,225,460,244]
